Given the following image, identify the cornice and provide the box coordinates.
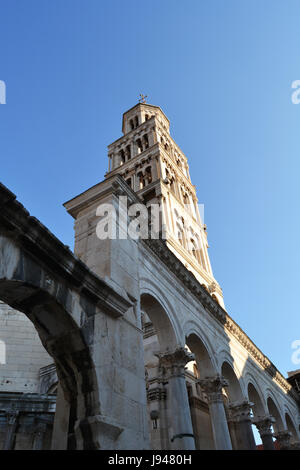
[141,236,298,400]
[0,182,131,319]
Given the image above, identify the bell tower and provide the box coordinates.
[106,100,224,307]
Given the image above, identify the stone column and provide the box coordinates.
[253,415,275,450]
[198,375,232,450]
[273,430,292,450]
[228,401,256,450]
[3,410,19,450]
[51,383,70,450]
[157,347,196,450]
[33,421,47,450]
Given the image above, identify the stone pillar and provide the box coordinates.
[198,375,232,450]
[147,384,169,450]
[273,430,292,450]
[51,383,70,450]
[3,410,19,450]
[228,401,256,450]
[33,421,47,450]
[157,347,196,450]
[253,415,275,450]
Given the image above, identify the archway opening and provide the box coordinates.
[185,333,216,449]
[285,413,298,443]
[0,279,99,450]
[267,396,284,434]
[141,293,178,450]
[247,382,265,447]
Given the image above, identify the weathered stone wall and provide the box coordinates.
[0,302,52,393]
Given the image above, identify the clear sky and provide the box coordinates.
[0,0,299,377]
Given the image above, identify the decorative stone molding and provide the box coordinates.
[228,400,253,423]
[208,282,217,294]
[198,375,229,404]
[156,347,194,379]
[252,415,275,437]
[147,387,167,402]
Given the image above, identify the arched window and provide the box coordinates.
[169,177,176,194]
[126,145,131,160]
[190,238,198,260]
[135,116,139,128]
[143,134,149,149]
[183,192,189,206]
[130,119,134,131]
[137,172,145,190]
[126,177,132,188]
[145,114,149,121]
[145,166,152,185]
[136,139,143,154]
[119,149,125,165]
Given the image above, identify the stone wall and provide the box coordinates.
[0,302,52,393]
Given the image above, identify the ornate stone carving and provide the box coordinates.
[156,347,194,378]
[228,400,253,423]
[208,282,217,294]
[198,375,228,404]
[252,415,275,437]
[147,387,167,402]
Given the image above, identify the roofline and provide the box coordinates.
[122,102,170,133]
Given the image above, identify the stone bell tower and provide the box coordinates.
[106,100,224,307]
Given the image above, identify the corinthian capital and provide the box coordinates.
[156,347,194,378]
[252,415,275,437]
[198,375,228,403]
[228,400,253,422]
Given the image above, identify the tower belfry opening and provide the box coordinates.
[106,101,224,307]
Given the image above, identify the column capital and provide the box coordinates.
[198,375,228,404]
[273,430,292,450]
[228,400,253,423]
[252,415,275,437]
[156,347,194,378]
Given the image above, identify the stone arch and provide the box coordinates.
[184,320,218,377]
[266,393,284,432]
[246,378,266,416]
[0,278,100,449]
[284,405,299,442]
[0,232,106,449]
[217,349,245,391]
[140,277,182,348]
[184,322,217,377]
[140,293,178,351]
[284,411,299,441]
[221,361,244,403]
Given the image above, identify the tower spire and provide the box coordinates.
[106,102,224,308]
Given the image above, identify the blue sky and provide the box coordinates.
[0,0,299,377]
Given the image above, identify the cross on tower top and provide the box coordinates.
[138,93,148,104]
